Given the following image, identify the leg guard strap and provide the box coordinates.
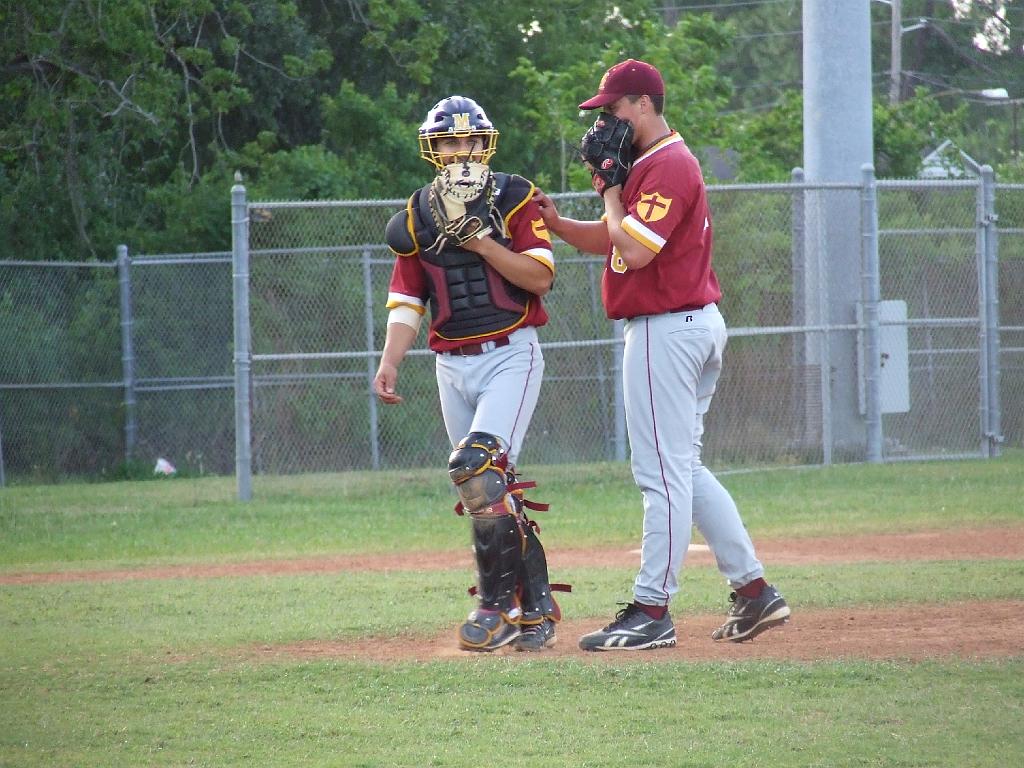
[517,522,562,624]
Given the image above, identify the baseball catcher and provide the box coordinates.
[373,95,565,652]
[580,112,635,195]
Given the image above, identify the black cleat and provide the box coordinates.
[514,618,557,651]
[712,584,791,642]
[579,603,676,651]
[458,608,520,651]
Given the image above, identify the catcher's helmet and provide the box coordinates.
[418,95,499,169]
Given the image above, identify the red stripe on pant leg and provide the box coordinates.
[642,319,674,601]
[508,342,537,454]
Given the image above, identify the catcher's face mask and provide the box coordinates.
[421,132,497,169]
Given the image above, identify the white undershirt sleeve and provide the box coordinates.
[387,305,423,332]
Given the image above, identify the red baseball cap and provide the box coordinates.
[579,59,665,110]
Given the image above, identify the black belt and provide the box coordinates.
[446,336,511,356]
[670,303,712,314]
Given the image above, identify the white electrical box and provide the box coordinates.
[857,299,910,415]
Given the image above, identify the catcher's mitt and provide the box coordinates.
[427,161,497,252]
[580,112,635,196]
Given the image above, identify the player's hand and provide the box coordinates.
[373,362,403,405]
[532,189,561,230]
[458,233,488,254]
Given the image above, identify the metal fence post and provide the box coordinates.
[791,169,806,318]
[117,244,137,464]
[810,185,834,465]
[981,166,1003,457]
[363,248,381,469]
[790,168,810,453]
[586,260,614,460]
[232,177,253,500]
[860,165,882,462]
[612,318,626,462]
[975,171,992,458]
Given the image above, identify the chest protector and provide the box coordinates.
[385,173,535,341]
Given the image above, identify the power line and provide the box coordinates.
[732,79,803,91]
[719,97,789,115]
[656,0,794,11]
[921,17,1002,77]
[734,29,802,40]
[904,71,958,89]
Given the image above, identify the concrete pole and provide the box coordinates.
[889,0,902,104]
[803,0,875,461]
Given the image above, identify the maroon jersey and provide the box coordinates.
[385,183,554,352]
[602,133,721,320]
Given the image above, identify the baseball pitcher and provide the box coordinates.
[534,59,791,651]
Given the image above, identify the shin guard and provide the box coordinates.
[471,514,522,615]
[517,522,561,625]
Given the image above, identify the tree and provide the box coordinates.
[1,1,332,261]
[723,86,971,181]
[510,9,733,190]
[3,0,1020,263]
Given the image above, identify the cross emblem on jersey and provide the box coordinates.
[636,192,672,223]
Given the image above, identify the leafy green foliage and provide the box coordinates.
[874,88,971,178]
[726,88,973,181]
[1,0,331,261]
[2,0,1022,261]
[726,91,803,181]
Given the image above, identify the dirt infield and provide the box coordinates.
[9,526,1022,663]
[251,601,1024,663]
[4,526,1023,585]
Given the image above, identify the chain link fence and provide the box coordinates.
[239,188,824,483]
[0,261,122,481]
[996,184,1024,450]
[129,251,236,475]
[877,180,988,458]
[0,252,236,483]
[2,176,1021,486]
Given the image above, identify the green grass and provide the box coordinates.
[2,561,1024,667]
[1,454,1023,767]
[2,451,1022,569]
[2,560,1021,667]
[2,659,1021,768]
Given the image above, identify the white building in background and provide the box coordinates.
[919,138,982,178]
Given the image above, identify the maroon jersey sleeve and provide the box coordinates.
[386,257,428,310]
[506,197,554,274]
[384,209,429,318]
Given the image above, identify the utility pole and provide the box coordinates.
[803,0,875,461]
[889,0,902,103]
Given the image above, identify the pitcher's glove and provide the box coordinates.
[580,112,635,196]
[427,163,497,252]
